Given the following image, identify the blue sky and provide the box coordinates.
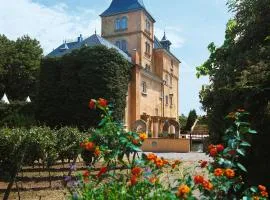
[0,0,232,115]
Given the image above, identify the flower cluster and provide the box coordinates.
[146,153,170,168]
[128,167,142,186]
[208,144,224,157]
[89,98,108,109]
[177,184,191,198]
[80,140,101,157]
[214,168,235,178]
[194,175,213,191]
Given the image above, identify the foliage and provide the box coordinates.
[0,101,36,127]
[68,99,269,199]
[0,126,87,181]
[184,109,197,132]
[178,114,187,131]
[0,34,43,100]
[196,0,270,186]
[37,46,131,129]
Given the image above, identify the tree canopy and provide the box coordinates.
[197,0,270,186]
[0,35,43,100]
[37,45,131,129]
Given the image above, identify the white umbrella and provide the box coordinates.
[1,93,10,104]
[25,96,31,103]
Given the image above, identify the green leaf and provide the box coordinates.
[237,163,247,172]
[236,149,245,156]
[240,141,251,147]
[248,129,257,134]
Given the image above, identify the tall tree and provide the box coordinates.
[197,0,270,186]
[0,35,43,100]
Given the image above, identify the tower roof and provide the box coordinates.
[100,0,155,22]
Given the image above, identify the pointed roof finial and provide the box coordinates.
[95,28,97,35]
[162,31,167,41]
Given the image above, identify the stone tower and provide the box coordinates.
[100,0,155,69]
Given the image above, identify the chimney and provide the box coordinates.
[77,34,83,42]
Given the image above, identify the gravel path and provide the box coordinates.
[144,152,212,162]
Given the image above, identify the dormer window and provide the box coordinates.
[115,40,128,52]
[121,16,128,30]
[115,41,121,49]
[121,40,127,52]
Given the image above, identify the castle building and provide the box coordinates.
[48,0,181,137]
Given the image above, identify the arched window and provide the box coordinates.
[121,16,128,30]
[121,40,127,52]
[115,18,121,30]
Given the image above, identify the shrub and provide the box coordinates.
[0,101,36,127]
[37,46,131,129]
[67,100,269,199]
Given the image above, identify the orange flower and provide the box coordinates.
[149,177,157,184]
[200,160,208,168]
[203,180,213,191]
[88,99,96,109]
[147,153,157,161]
[131,167,142,177]
[155,157,164,168]
[252,196,259,200]
[171,160,180,169]
[130,175,137,186]
[132,139,140,145]
[85,142,95,151]
[162,158,169,165]
[214,168,224,177]
[210,148,218,157]
[83,170,90,177]
[225,168,235,178]
[139,132,148,141]
[258,185,267,192]
[261,191,268,197]
[208,144,215,151]
[177,184,190,197]
[194,175,204,184]
[94,147,101,157]
[216,144,224,152]
[97,167,107,178]
[98,98,108,107]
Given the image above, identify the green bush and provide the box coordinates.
[37,46,131,129]
[0,101,36,127]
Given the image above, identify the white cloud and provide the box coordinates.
[155,26,185,48]
[0,0,100,55]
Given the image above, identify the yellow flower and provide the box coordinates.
[177,184,190,197]
[139,132,147,141]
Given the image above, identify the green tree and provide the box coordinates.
[197,0,270,186]
[37,46,131,129]
[184,109,197,132]
[0,35,43,100]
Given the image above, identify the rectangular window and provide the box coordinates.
[165,95,168,105]
[155,108,158,116]
[145,19,151,33]
[145,42,151,54]
[170,75,173,87]
[142,81,147,94]
[170,95,173,106]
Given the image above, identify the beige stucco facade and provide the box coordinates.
[101,6,180,137]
